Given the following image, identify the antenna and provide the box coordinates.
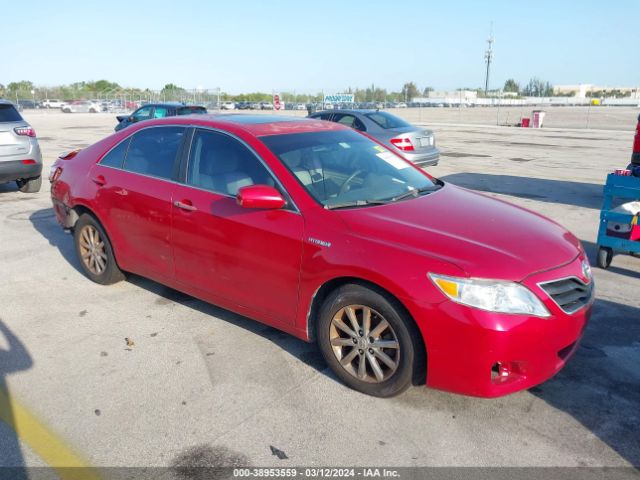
[484,23,494,95]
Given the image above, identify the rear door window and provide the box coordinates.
[123,126,185,180]
[0,104,23,122]
[99,138,131,168]
[364,111,410,129]
[333,114,366,132]
[153,107,170,118]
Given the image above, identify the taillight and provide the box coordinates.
[59,149,81,160]
[14,126,36,137]
[390,137,415,152]
[49,166,63,183]
[21,159,36,164]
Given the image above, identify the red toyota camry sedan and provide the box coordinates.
[50,115,593,398]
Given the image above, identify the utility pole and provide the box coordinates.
[484,23,494,96]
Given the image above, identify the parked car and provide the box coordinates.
[50,114,593,398]
[309,109,440,167]
[260,102,273,110]
[295,103,307,111]
[0,99,42,192]
[16,99,39,110]
[42,99,65,109]
[221,101,236,110]
[62,100,101,113]
[114,103,207,131]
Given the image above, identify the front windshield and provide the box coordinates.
[261,130,439,208]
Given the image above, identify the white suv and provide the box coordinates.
[42,99,65,109]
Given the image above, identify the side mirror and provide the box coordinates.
[236,185,286,210]
[129,116,135,122]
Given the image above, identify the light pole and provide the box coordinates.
[484,25,494,96]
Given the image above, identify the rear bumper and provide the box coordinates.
[402,148,440,167]
[0,160,43,183]
[631,152,640,166]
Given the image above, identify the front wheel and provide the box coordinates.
[74,214,125,285]
[317,284,424,397]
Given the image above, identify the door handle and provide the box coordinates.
[91,175,106,186]
[173,200,197,212]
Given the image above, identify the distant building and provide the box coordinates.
[427,90,478,100]
[554,84,640,98]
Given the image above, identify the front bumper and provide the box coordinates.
[413,256,593,397]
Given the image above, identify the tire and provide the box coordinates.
[597,246,613,269]
[17,176,42,193]
[317,284,424,397]
[74,213,125,285]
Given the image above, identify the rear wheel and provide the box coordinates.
[17,176,42,193]
[74,214,125,285]
[317,284,423,397]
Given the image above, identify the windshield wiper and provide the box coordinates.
[389,185,440,203]
[325,199,389,210]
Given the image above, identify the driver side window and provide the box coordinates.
[186,129,276,196]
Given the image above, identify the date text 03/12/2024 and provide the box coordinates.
[232,468,400,478]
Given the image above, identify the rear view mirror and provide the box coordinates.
[236,185,285,209]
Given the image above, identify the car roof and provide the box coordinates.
[0,99,16,105]
[312,109,378,115]
[131,113,347,136]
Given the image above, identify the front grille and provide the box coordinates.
[539,277,593,314]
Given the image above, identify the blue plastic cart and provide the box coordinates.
[596,173,640,268]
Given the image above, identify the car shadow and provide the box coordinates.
[27,207,329,375]
[28,208,83,275]
[0,183,19,194]
[0,320,34,478]
[529,298,640,466]
[440,173,604,210]
[126,274,329,375]
[26,207,328,374]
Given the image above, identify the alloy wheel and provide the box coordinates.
[79,225,108,275]
[329,305,400,383]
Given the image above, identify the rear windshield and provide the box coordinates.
[177,106,207,115]
[0,104,23,122]
[364,111,410,129]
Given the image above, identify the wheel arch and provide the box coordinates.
[70,203,124,267]
[306,276,426,385]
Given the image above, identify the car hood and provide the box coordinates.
[335,184,580,281]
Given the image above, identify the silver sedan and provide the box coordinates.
[309,109,439,167]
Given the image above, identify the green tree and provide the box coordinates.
[522,77,553,97]
[503,79,520,93]
[401,82,419,102]
[7,80,34,92]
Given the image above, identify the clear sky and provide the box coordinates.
[4,0,639,93]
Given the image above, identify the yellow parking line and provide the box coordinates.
[0,388,102,480]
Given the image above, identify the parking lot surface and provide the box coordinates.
[0,109,639,471]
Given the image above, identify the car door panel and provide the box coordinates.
[170,129,304,324]
[89,126,186,280]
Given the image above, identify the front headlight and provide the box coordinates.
[428,273,550,317]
